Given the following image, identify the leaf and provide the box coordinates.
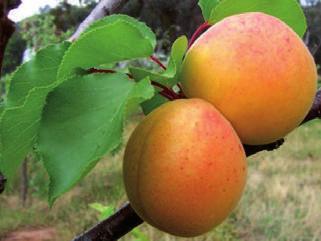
[141,94,168,115]
[198,0,220,21]
[0,42,70,179]
[129,67,168,85]
[129,36,187,115]
[164,36,188,86]
[58,15,156,81]
[209,0,307,37]
[84,14,156,48]
[130,36,188,87]
[5,42,70,107]
[36,73,154,205]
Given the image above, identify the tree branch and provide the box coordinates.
[72,203,143,241]
[69,0,129,41]
[0,171,7,194]
[0,0,21,76]
[302,88,321,123]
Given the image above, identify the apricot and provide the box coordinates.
[180,12,317,145]
[123,99,247,237]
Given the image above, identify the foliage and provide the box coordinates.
[20,14,72,51]
[50,0,97,33]
[121,0,203,51]
[0,73,13,95]
[199,0,306,36]
[1,31,26,75]
[198,0,220,21]
[1,1,95,78]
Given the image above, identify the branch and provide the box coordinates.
[69,0,129,41]
[0,0,21,76]
[0,171,7,194]
[244,139,285,156]
[72,203,143,241]
[302,88,321,123]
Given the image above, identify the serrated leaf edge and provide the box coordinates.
[57,19,156,82]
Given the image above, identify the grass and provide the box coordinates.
[0,118,321,241]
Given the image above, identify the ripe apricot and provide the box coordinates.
[123,99,247,237]
[181,12,317,145]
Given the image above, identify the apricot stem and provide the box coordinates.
[188,22,211,49]
[150,55,167,70]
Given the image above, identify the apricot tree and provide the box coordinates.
[0,0,321,240]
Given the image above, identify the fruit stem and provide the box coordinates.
[150,55,167,70]
[151,80,182,100]
[188,22,211,49]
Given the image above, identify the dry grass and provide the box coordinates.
[0,119,320,241]
[234,120,321,241]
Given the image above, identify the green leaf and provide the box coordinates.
[0,42,70,179]
[141,94,168,115]
[198,0,220,21]
[5,42,70,107]
[37,73,154,205]
[130,36,188,87]
[209,0,307,37]
[164,36,188,86]
[130,67,167,85]
[84,14,156,48]
[58,15,156,81]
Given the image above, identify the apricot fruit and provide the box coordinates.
[180,12,317,145]
[123,99,247,237]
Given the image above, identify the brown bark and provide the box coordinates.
[0,171,6,194]
[0,0,21,76]
[72,203,143,241]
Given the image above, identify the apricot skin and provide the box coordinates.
[123,99,247,237]
[181,12,317,145]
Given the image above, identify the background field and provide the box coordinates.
[1,116,321,241]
